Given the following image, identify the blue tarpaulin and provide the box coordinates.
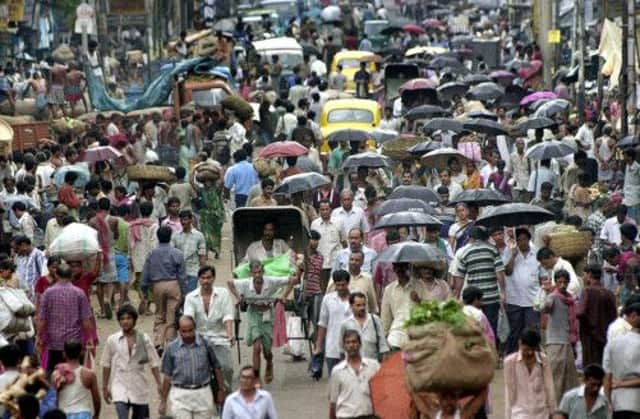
[86,57,219,112]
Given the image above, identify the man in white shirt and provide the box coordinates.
[184,266,235,393]
[274,102,298,140]
[503,228,540,355]
[527,159,555,199]
[380,106,401,132]
[222,366,278,419]
[434,169,463,200]
[314,270,352,375]
[479,151,499,187]
[623,149,640,224]
[331,189,370,241]
[600,204,637,246]
[327,251,378,313]
[508,137,531,202]
[0,344,22,417]
[332,228,377,274]
[537,247,582,296]
[227,116,248,156]
[575,119,595,158]
[311,200,345,290]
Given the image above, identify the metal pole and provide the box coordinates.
[577,0,586,123]
[539,0,553,89]
[622,0,629,136]
[628,0,636,134]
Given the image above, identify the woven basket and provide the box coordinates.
[548,230,592,259]
[382,135,423,161]
[127,165,175,182]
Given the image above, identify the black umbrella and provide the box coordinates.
[437,82,469,100]
[463,74,492,86]
[449,189,509,207]
[302,44,321,57]
[467,82,505,101]
[342,151,392,169]
[462,119,508,136]
[369,129,400,143]
[408,141,443,155]
[619,135,640,149]
[327,129,369,143]
[273,172,330,195]
[474,203,555,227]
[374,211,443,229]
[375,242,446,266]
[533,99,571,118]
[387,186,440,203]
[429,56,463,69]
[467,109,498,121]
[404,105,451,120]
[423,118,464,133]
[515,117,556,133]
[440,65,470,76]
[375,198,437,216]
[525,140,575,160]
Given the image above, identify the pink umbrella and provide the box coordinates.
[519,91,558,106]
[422,18,444,28]
[81,146,123,163]
[399,78,437,92]
[490,70,516,80]
[258,141,308,158]
[403,24,425,35]
[517,60,543,81]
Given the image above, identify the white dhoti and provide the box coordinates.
[169,386,214,419]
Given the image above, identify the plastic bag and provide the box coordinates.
[48,223,100,260]
[0,288,35,317]
[283,315,305,357]
[233,254,295,279]
[497,308,510,344]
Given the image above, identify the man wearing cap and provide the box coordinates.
[44,205,69,249]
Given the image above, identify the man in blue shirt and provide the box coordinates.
[224,149,259,208]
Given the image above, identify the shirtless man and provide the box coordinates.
[48,60,68,117]
[65,62,87,115]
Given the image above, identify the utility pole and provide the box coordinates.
[628,0,636,135]
[577,0,586,123]
[538,0,553,89]
[622,0,629,136]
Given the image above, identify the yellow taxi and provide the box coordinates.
[320,98,381,154]
[330,50,377,93]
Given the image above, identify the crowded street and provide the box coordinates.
[1,0,640,418]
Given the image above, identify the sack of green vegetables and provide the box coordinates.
[402,299,496,393]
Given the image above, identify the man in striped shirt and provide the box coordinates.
[452,226,506,337]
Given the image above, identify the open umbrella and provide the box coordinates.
[467,82,505,101]
[519,91,558,106]
[327,129,369,143]
[515,117,556,133]
[375,198,437,216]
[490,70,517,82]
[437,82,469,100]
[619,135,640,149]
[421,147,472,170]
[404,104,451,120]
[533,99,572,118]
[449,189,509,206]
[321,5,342,22]
[408,141,443,155]
[376,241,446,264]
[467,109,498,121]
[342,151,392,169]
[429,55,463,69]
[375,211,443,229]
[462,118,508,136]
[423,118,464,133]
[388,185,440,203]
[463,74,492,86]
[369,129,399,143]
[400,78,438,92]
[381,26,403,36]
[525,140,575,160]
[258,141,308,158]
[273,172,330,195]
[475,203,555,228]
[518,60,543,81]
[81,146,123,163]
[422,18,445,28]
[403,24,425,35]
[53,165,91,187]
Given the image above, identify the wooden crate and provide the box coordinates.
[11,122,49,151]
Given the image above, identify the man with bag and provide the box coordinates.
[339,291,389,361]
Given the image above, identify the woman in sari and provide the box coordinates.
[448,203,473,252]
[462,161,482,190]
[194,172,225,259]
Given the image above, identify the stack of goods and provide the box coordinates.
[50,117,87,137]
[52,45,75,63]
[0,288,35,340]
[194,160,222,183]
[222,96,254,122]
[403,300,496,393]
[127,164,176,182]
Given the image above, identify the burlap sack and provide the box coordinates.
[52,45,75,63]
[195,168,219,182]
[403,320,496,393]
[221,96,253,122]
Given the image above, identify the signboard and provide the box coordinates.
[0,0,24,30]
[548,29,561,43]
[109,0,144,15]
